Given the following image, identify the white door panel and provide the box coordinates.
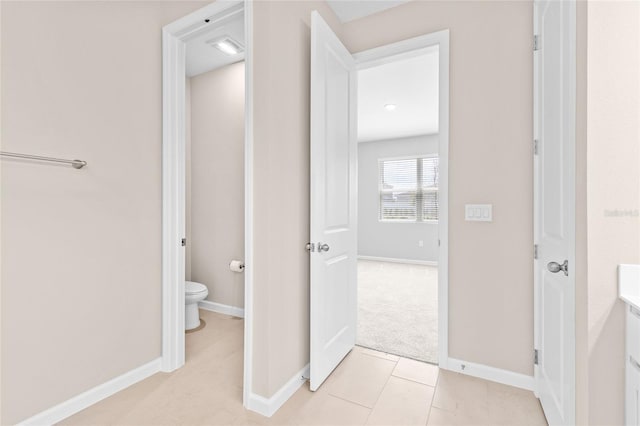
[310,11,357,392]
[534,1,576,425]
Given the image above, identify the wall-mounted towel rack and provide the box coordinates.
[0,151,87,169]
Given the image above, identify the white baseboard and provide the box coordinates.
[445,357,535,391]
[246,364,309,417]
[19,358,162,426]
[358,255,438,266]
[199,300,245,318]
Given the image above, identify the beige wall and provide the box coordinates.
[251,0,343,397]
[0,1,206,423]
[585,1,640,424]
[188,62,245,308]
[342,1,534,376]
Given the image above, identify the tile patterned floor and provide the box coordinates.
[62,310,547,426]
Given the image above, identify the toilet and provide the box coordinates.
[185,281,208,330]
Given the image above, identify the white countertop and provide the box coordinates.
[619,264,640,310]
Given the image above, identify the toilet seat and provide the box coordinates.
[185,281,207,295]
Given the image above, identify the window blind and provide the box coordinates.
[379,156,439,222]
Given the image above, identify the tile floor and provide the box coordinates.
[62,310,547,426]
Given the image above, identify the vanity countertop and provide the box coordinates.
[619,264,640,310]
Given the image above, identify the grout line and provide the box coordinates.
[324,349,402,422]
[324,392,375,411]
[390,373,437,389]
[358,351,400,364]
[425,372,439,425]
[362,359,398,424]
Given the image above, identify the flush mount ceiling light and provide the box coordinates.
[207,36,244,56]
[384,103,397,111]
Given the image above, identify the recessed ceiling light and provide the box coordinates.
[216,40,239,55]
[207,36,244,56]
[384,104,397,111]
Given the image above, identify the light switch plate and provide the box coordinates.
[465,204,492,222]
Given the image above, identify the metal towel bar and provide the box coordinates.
[0,151,87,169]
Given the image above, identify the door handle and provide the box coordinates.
[547,260,569,276]
[318,243,330,253]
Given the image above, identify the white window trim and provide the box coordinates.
[377,154,439,223]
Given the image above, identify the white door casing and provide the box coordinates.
[533,1,576,425]
[309,10,358,391]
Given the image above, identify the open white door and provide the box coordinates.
[533,1,576,425]
[309,10,357,391]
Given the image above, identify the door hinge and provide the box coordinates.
[181,238,186,247]
[534,244,539,260]
[534,349,539,365]
[306,242,315,252]
[534,35,540,51]
[534,139,539,155]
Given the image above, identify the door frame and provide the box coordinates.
[161,0,255,408]
[353,30,450,366]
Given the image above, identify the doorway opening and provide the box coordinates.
[184,1,245,363]
[356,49,440,365]
[162,0,253,409]
[308,9,449,390]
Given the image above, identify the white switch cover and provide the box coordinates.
[465,204,492,222]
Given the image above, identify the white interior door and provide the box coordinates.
[533,1,576,425]
[309,10,357,392]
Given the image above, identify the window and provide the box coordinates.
[379,156,439,222]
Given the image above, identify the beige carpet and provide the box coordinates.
[357,260,438,364]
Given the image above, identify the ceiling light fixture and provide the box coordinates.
[208,36,244,56]
[384,103,397,111]
[216,40,239,55]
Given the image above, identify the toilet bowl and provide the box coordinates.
[185,281,208,330]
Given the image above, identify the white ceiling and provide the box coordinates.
[185,11,244,77]
[358,48,439,142]
[326,0,413,23]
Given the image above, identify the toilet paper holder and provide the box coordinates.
[229,260,245,272]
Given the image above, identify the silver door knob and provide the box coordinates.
[318,243,330,253]
[547,260,569,276]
